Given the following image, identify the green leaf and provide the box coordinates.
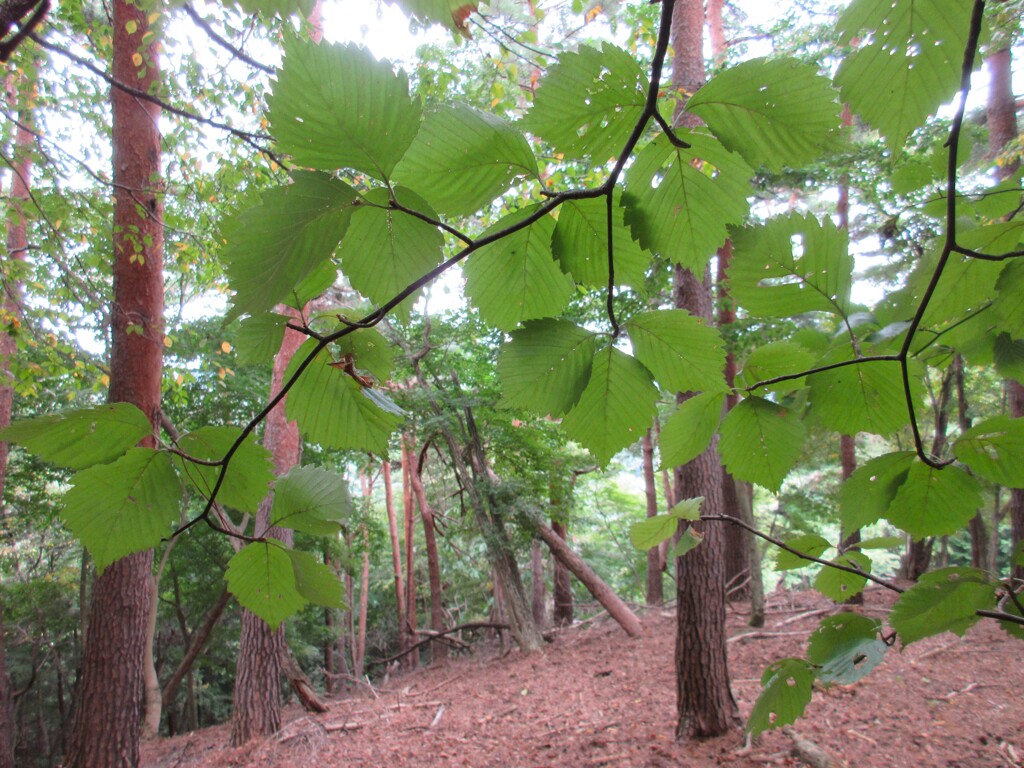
[839,451,916,532]
[525,43,648,162]
[813,551,871,603]
[624,131,753,272]
[332,327,396,384]
[225,542,306,630]
[808,360,914,437]
[954,416,1024,488]
[807,614,887,686]
[270,465,353,536]
[996,600,1024,640]
[747,658,816,737]
[667,526,704,559]
[729,213,853,317]
[497,319,597,417]
[561,346,658,466]
[738,341,818,394]
[852,536,904,551]
[234,313,290,365]
[285,340,403,454]
[174,427,273,513]
[383,0,477,32]
[887,462,982,540]
[993,259,1024,339]
[62,449,181,573]
[686,57,838,172]
[658,392,724,469]
[393,104,538,217]
[889,567,996,646]
[626,309,726,393]
[775,534,832,571]
[994,333,1024,385]
[629,514,678,551]
[286,548,345,609]
[338,187,444,312]
[222,172,358,319]
[835,0,975,149]
[463,206,574,331]
[268,40,421,179]
[0,403,151,469]
[669,497,704,521]
[226,0,314,17]
[718,397,806,492]
[551,196,649,289]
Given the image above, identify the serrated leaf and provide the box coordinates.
[835,0,975,149]
[270,465,353,536]
[463,206,573,331]
[626,309,726,393]
[669,497,704,521]
[737,341,818,394]
[0,403,151,469]
[993,259,1024,339]
[285,340,403,454]
[775,534,832,571]
[332,327,395,384]
[174,427,273,513]
[337,188,443,316]
[286,548,345,608]
[225,542,305,630]
[268,40,421,179]
[994,333,1024,385]
[887,462,982,540]
[839,451,916,532]
[62,449,181,573]
[383,0,477,32]
[954,416,1024,488]
[809,359,914,436]
[234,313,291,365]
[525,43,648,162]
[658,392,724,469]
[551,196,649,289]
[747,658,816,737]
[561,346,658,466]
[629,514,678,551]
[392,104,538,216]
[729,213,853,317]
[807,614,887,685]
[497,319,597,417]
[890,567,996,646]
[719,397,805,492]
[814,551,871,602]
[667,526,704,559]
[686,57,838,172]
[623,131,753,272]
[222,172,358,319]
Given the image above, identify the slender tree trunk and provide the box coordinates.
[669,0,739,739]
[1010,383,1024,583]
[161,589,230,714]
[355,527,370,679]
[530,540,546,628]
[0,70,34,768]
[383,458,408,662]
[64,0,164,762]
[551,520,574,626]
[534,522,644,637]
[143,541,178,738]
[838,434,864,605]
[642,429,664,605]
[401,436,419,669]
[409,451,447,665]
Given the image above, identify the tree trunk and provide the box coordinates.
[64,0,164,762]
[383,458,408,662]
[669,0,739,740]
[355,527,370,679]
[1010,382,1024,583]
[838,434,863,605]
[401,436,419,669]
[0,70,34,768]
[280,647,328,713]
[410,451,447,665]
[531,540,547,628]
[230,305,304,746]
[534,522,644,637]
[642,429,664,605]
[551,520,574,626]
[161,589,230,714]
[143,541,178,739]
[737,481,765,627]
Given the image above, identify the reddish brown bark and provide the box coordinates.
[409,449,446,665]
[64,1,164,763]
[383,457,408,661]
[355,527,370,678]
[551,520,574,626]
[534,522,644,637]
[668,0,739,740]
[401,436,419,669]
[642,428,664,605]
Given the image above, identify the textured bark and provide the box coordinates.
[669,0,739,740]
[531,540,547,627]
[551,520,574,626]
[281,647,328,713]
[64,0,163,762]
[534,522,644,637]
[642,429,664,605]
[409,451,447,665]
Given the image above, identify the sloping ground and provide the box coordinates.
[142,587,1024,767]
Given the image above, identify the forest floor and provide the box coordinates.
[142,586,1024,768]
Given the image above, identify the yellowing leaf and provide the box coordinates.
[125,19,138,33]
[162,336,172,348]
[132,52,143,67]
[220,340,232,354]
